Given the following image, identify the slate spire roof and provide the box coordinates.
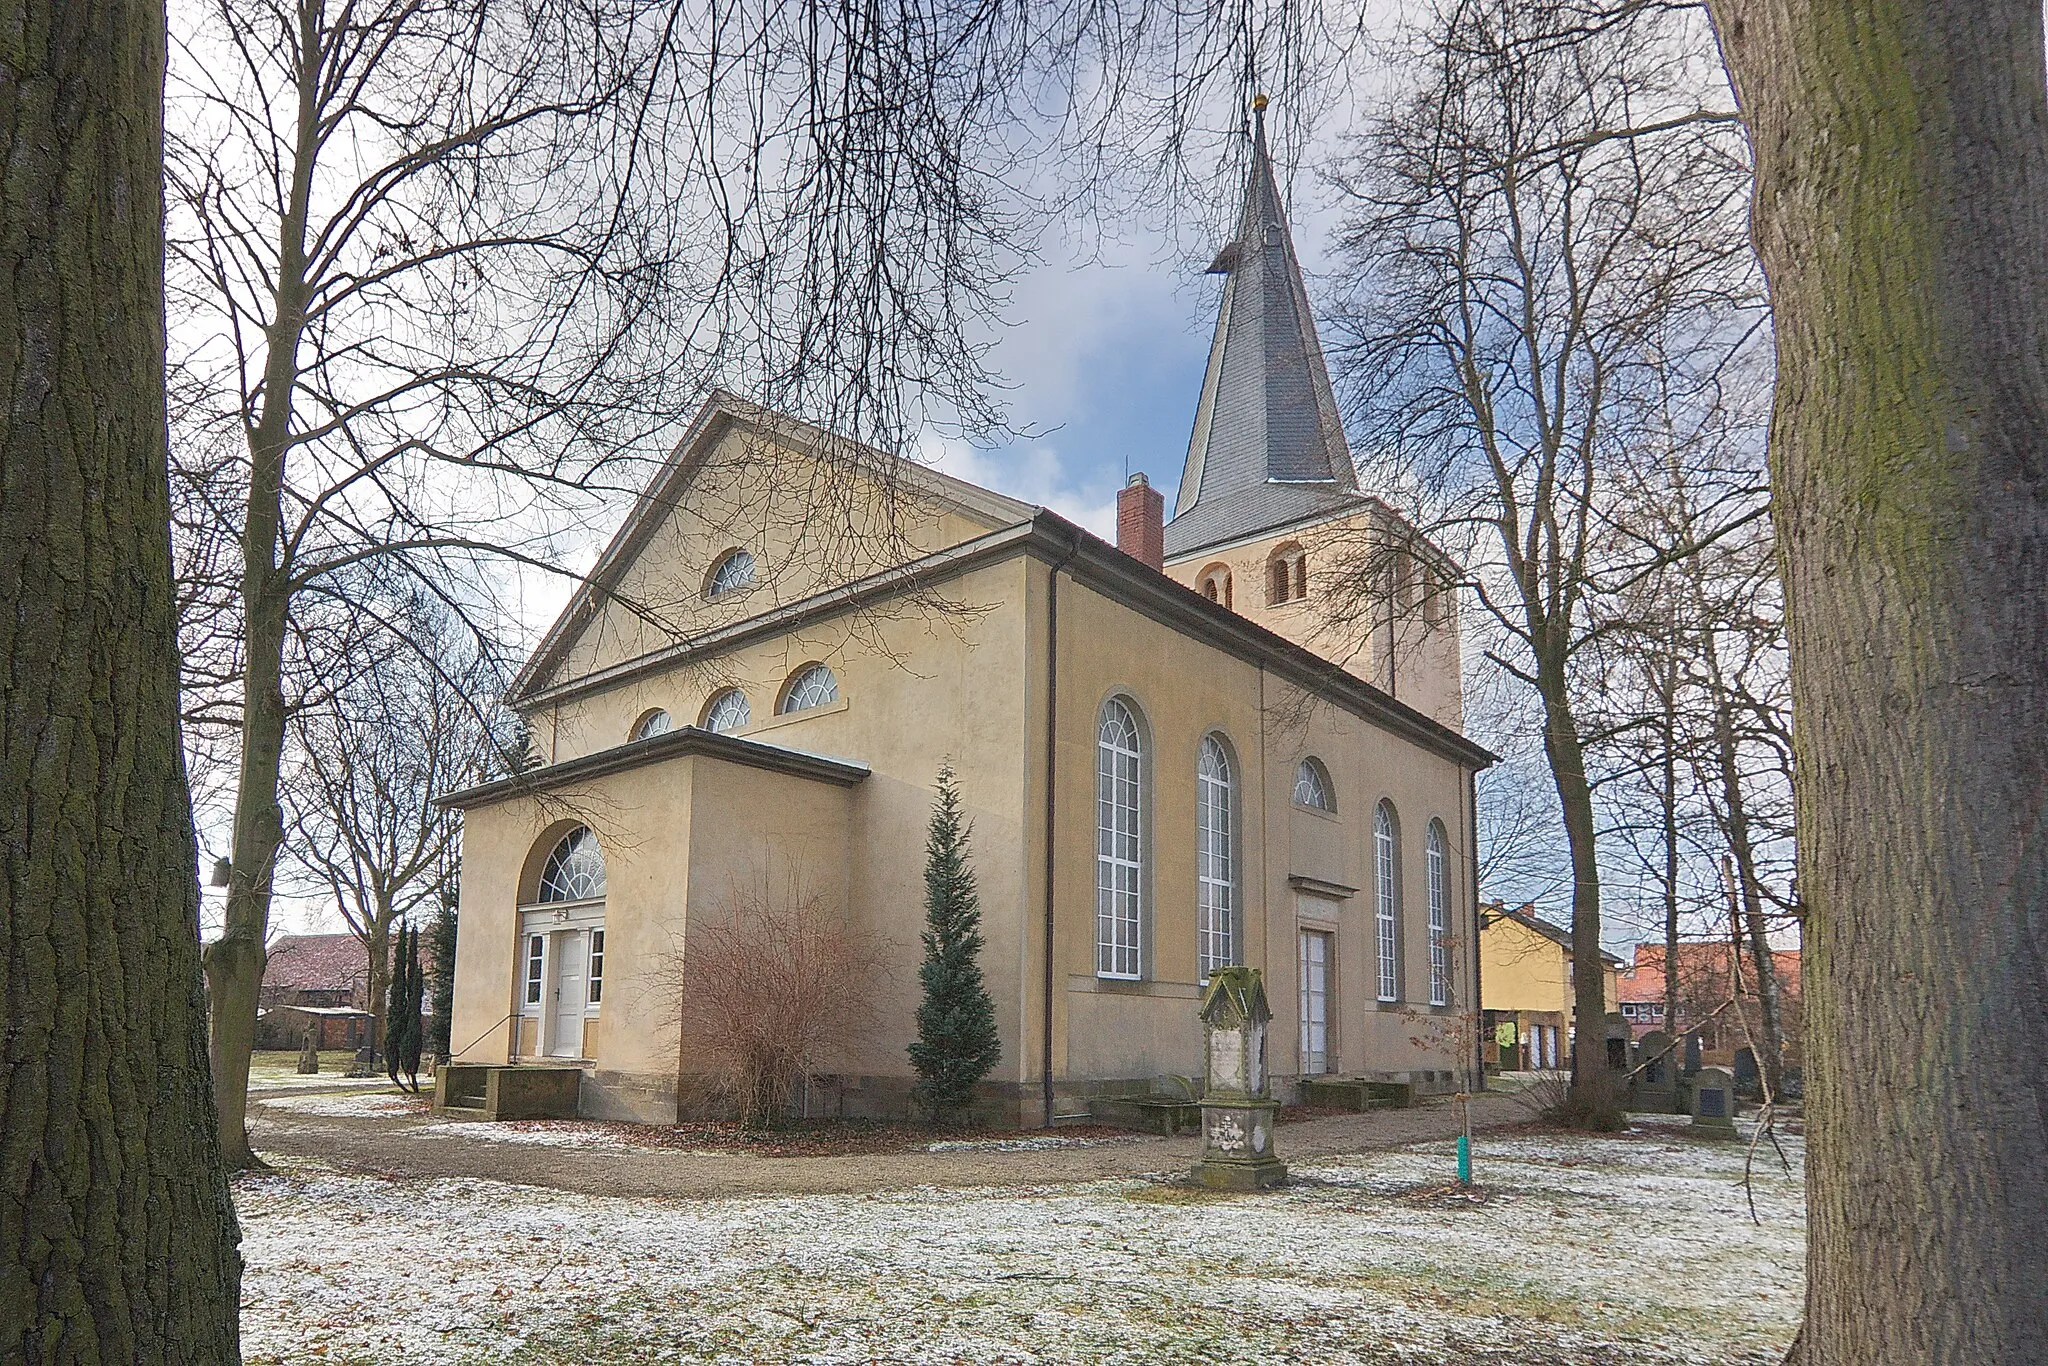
[1165,97,1362,559]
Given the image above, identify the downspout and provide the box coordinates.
[1467,764,1485,1091]
[1042,536,1079,1127]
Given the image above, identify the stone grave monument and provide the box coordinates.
[296,1024,320,1075]
[1631,1030,1678,1114]
[1191,966,1288,1190]
[1690,1064,1739,1137]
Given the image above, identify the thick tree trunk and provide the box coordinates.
[1709,1,2048,1358]
[0,0,243,1355]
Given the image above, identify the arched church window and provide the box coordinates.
[1266,543,1307,605]
[1427,820,1450,1006]
[702,688,751,733]
[1096,697,1144,979]
[1196,735,1236,979]
[1197,563,1233,610]
[1293,757,1334,811]
[1375,802,1400,1002]
[707,548,757,598]
[779,663,838,714]
[630,708,672,741]
[539,826,606,903]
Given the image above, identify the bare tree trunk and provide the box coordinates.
[199,0,319,1167]
[0,0,242,1353]
[365,910,392,1063]
[1659,656,1683,1039]
[1709,0,2048,1357]
[1705,645,1787,1097]
[1540,650,1621,1125]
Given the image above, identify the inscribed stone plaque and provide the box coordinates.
[1698,1087,1727,1118]
[1209,1028,1244,1092]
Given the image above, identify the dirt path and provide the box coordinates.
[248,1089,1535,1198]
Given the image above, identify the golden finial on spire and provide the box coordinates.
[1252,92,1269,113]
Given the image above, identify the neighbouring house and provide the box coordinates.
[1478,904,1623,1072]
[439,105,1498,1127]
[258,932,372,1050]
[1618,941,1803,1073]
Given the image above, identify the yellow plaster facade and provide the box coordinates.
[443,398,1495,1124]
[1477,906,1621,1071]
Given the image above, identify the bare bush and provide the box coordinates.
[650,871,891,1128]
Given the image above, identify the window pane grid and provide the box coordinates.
[588,929,605,1005]
[525,936,544,1004]
[1427,825,1449,1006]
[1096,701,1142,979]
[1375,805,1398,1002]
[1196,737,1234,979]
[539,827,606,903]
[708,549,757,597]
[1293,758,1332,810]
[704,688,751,733]
[780,664,838,713]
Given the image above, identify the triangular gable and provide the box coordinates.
[509,393,1036,703]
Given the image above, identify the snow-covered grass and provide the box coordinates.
[236,1125,1802,1365]
[256,1090,430,1118]
[924,1134,1141,1154]
[409,1121,651,1151]
[247,1050,392,1090]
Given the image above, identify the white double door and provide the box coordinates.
[1299,929,1332,1076]
[545,928,590,1058]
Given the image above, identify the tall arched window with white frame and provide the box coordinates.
[1375,802,1400,1002]
[1196,735,1235,979]
[1427,820,1449,1006]
[1096,698,1143,979]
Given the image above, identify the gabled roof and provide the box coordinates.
[264,934,369,991]
[507,392,1037,705]
[1166,98,1362,559]
[1484,905,1627,968]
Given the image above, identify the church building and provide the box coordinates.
[442,105,1494,1125]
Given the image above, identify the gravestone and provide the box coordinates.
[1631,1030,1678,1113]
[1733,1047,1761,1099]
[1191,967,1287,1190]
[1682,1031,1703,1074]
[1690,1065,1739,1137]
[296,1024,320,1075]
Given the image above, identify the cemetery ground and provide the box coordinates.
[239,1081,1803,1365]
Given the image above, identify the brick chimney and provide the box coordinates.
[1117,472,1164,571]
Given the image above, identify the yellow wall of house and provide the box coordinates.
[1479,916,1620,1021]
[1162,507,1464,733]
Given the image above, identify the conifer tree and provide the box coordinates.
[427,886,459,1062]
[908,764,1001,1123]
[384,923,424,1091]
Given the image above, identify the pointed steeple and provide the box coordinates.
[1166,95,1359,558]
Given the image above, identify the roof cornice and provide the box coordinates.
[438,725,871,811]
[1031,513,1495,771]
[511,510,1495,772]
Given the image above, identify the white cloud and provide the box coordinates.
[919,434,1119,539]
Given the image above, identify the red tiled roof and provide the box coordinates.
[1619,941,1801,1003]
[263,934,369,991]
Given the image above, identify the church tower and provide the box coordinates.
[1167,94,1362,560]
[1156,96,1465,731]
